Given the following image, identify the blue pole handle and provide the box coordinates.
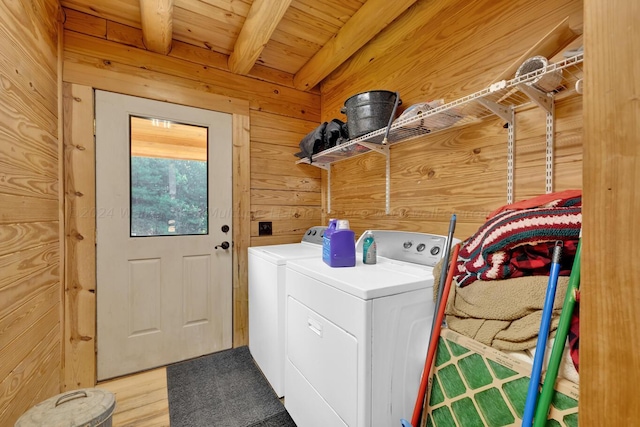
[521,243,563,426]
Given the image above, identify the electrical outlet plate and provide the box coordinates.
[258,221,272,236]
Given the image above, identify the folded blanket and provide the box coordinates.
[486,189,582,219]
[434,259,568,351]
[455,202,581,287]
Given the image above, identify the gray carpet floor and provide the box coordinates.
[167,346,297,427]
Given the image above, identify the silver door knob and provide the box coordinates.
[215,241,230,250]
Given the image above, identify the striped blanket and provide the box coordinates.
[455,195,582,287]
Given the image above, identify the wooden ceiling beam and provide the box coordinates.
[228,0,293,75]
[293,0,418,91]
[139,0,174,55]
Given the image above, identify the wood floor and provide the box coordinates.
[97,367,170,426]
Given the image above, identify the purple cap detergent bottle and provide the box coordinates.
[325,220,355,267]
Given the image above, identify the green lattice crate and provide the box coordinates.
[424,329,579,427]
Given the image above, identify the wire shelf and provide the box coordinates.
[297,53,583,168]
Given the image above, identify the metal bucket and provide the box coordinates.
[341,90,401,138]
[515,56,563,93]
[15,389,116,427]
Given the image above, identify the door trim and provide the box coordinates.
[62,83,251,389]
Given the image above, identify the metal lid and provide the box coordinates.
[15,389,116,427]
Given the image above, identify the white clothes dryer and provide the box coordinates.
[284,230,459,427]
[248,226,326,397]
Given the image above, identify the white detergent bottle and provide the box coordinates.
[362,231,377,264]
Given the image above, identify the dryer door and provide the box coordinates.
[287,297,358,426]
[285,265,371,427]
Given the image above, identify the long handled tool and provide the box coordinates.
[532,238,581,427]
[521,241,563,426]
[403,238,460,427]
[431,214,457,338]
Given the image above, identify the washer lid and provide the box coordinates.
[287,256,434,300]
[16,389,116,427]
[248,242,322,265]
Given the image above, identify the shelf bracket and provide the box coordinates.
[517,83,554,114]
[358,141,389,155]
[476,98,513,123]
[314,164,331,171]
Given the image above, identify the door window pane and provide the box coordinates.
[130,116,208,237]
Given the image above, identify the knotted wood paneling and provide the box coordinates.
[0,0,62,424]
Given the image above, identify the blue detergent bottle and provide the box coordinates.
[326,219,355,267]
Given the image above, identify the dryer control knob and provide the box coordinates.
[403,241,413,249]
[430,246,441,256]
[417,243,426,252]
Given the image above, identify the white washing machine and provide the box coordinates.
[284,230,459,427]
[248,226,326,397]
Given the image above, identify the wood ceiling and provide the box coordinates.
[59,0,420,91]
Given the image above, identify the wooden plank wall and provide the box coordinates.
[320,0,584,241]
[250,111,323,246]
[60,8,321,385]
[0,0,63,425]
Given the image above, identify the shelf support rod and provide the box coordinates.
[507,108,515,204]
[386,149,390,215]
[545,100,555,194]
[327,165,331,214]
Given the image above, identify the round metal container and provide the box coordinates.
[515,56,563,92]
[15,389,116,427]
[341,90,401,138]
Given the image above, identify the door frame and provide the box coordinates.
[62,82,250,389]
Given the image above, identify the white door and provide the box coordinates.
[95,90,233,380]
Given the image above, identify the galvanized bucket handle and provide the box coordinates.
[55,390,89,407]
[382,92,401,144]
